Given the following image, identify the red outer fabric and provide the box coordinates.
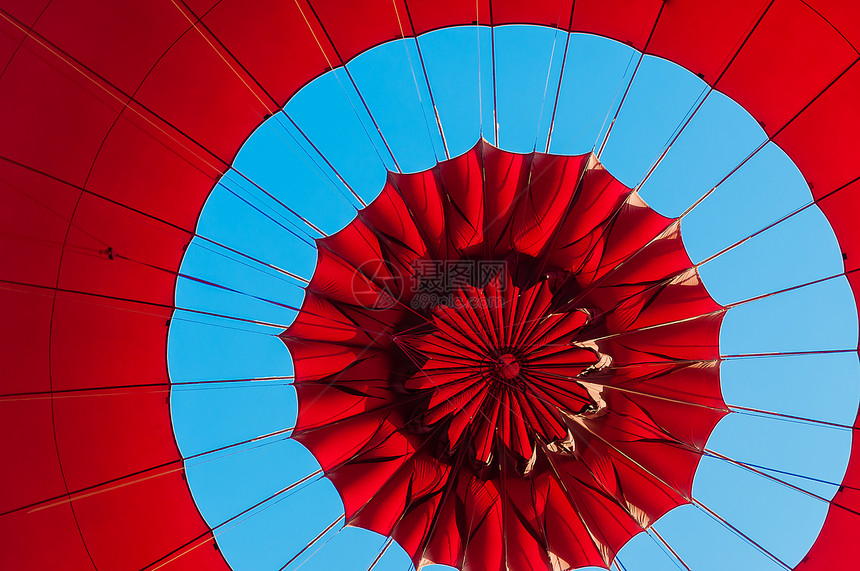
[0,0,857,569]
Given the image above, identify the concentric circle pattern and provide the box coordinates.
[397,272,606,467]
[4,2,860,571]
[282,142,728,570]
[171,22,856,571]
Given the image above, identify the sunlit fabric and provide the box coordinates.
[2,0,860,569]
[283,143,727,570]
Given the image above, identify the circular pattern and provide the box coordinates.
[281,139,728,569]
[171,22,856,571]
[5,5,860,571]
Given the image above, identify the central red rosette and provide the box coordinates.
[396,271,610,471]
[281,141,728,571]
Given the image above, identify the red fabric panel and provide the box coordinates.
[805,0,860,53]
[398,456,462,566]
[0,0,50,28]
[0,13,25,72]
[438,142,485,254]
[406,0,491,35]
[648,0,770,84]
[33,0,189,94]
[592,228,721,331]
[307,0,405,63]
[716,0,858,133]
[50,293,171,392]
[0,36,127,187]
[609,362,727,449]
[0,288,52,394]
[0,503,95,570]
[134,24,273,163]
[57,193,187,304]
[389,462,451,562]
[623,273,719,332]
[391,168,447,259]
[297,411,400,474]
[309,226,408,308]
[546,454,645,565]
[548,166,631,273]
[457,478,505,571]
[509,153,588,256]
[201,0,333,107]
[53,388,178,491]
[497,470,552,570]
[602,313,724,366]
[0,158,79,288]
[775,61,860,197]
[85,102,222,231]
[0,398,66,514]
[181,0,220,19]
[360,183,430,265]
[326,421,413,521]
[582,394,706,507]
[288,327,389,378]
[582,197,674,286]
[285,292,397,349]
[541,475,605,567]
[72,469,211,570]
[571,0,663,51]
[491,0,574,27]
[481,141,530,256]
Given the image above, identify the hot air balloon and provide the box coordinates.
[1,1,859,570]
